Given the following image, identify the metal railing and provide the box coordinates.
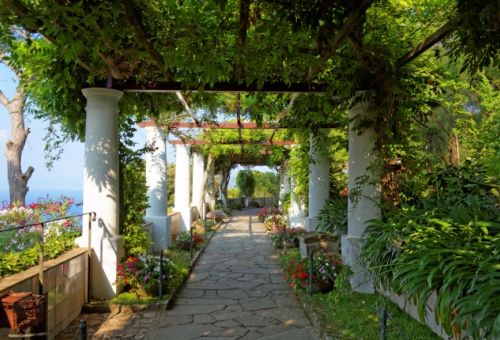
[0,212,96,338]
[1,212,96,298]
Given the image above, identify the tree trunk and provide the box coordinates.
[204,154,217,210]
[1,86,34,206]
[220,167,231,208]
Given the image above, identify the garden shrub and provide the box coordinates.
[361,161,500,338]
[0,197,80,278]
[115,254,176,297]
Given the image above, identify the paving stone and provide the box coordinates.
[213,319,242,328]
[158,315,193,327]
[178,289,205,298]
[150,324,223,340]
[259,327,319,340]
[175,298,237,305]
[168,304,226,315]
[240,298,277,311]
[217,289,248,299]
[187,271,211,282]
[193,314,216,324]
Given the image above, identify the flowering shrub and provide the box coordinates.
[282,250,346,293]
[314,253,344,282]
[0,196,79,278]
[264,214,287,232]
[269,227,304,248]
[174,231,206,250]
[206,210,226,222]
[116,254,176,297]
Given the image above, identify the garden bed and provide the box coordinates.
[279,249,439,339]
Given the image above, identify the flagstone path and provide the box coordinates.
[144,209,319,340]
[58,209,319,340]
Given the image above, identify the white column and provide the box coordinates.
[144,126,169,250]
[80,87,123,299]
[191,152,204,217]
[341,93,380,293]
[289,178,305,228]
[174,144,192,231]
[306,132,330,232]
[205,159,216,210]
[279,169,290,209]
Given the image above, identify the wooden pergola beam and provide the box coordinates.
[138,121,341,129]
[119,81,329,93]
[169,140,296,145]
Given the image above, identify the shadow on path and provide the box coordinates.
[147,208,318,340]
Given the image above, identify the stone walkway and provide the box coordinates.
[146,209,318,340]
[57,209,319,339]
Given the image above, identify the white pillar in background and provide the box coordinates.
[80,87,123,299]
[279,169,290,209]
[145,126,169,250]
[342,93,380,293]
[174,144,192,231]
[306,132,330,232]
[289,178,305,228]
[191,152,204,217]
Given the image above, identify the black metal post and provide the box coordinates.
[308,249,314,296]
[39,223,49,339]
[38,223,45,295]
[80,319,87,340]
[159,250,164,299]
[87,212,95,303]
[190,227,193,259]
[380,307,388,340]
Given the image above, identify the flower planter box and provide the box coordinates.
[0,248,88,339]
[1,292,46,332]
[299,232,339,258]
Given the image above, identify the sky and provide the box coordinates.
[0,63,272,194]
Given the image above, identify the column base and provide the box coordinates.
[145,215,170,250]
[90,235,125,299]
[341,235,374,293]
[289,212,306,229]
[305,217,319,232]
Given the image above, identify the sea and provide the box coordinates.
[0,189,83,216]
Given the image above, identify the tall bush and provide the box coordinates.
[361,161,500,338]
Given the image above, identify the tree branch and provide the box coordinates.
[0,89,10,108]
[304,0,373,82]
[234,0,250,81]
[122,0,173,80]
[175,91,200,126]
[397,15,461,68]
[1,0,92,72]
[269,93,299,143]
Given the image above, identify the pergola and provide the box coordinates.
[1,0,494,299]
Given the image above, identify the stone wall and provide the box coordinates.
[378,289,447,338]
[0,248,88,339]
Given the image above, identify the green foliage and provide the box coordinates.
[227,187,240,199]
[119,118,152,256]
[252,170,279,198]
[116,254,176,297]
[361,161,500,338]
[0,197,80,278]
[317,197,347,234]
[236,170,255,198]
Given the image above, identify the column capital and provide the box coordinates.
[82,87,123,101]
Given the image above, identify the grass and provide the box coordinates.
[280,249,439,339]
[301,291,440,339]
